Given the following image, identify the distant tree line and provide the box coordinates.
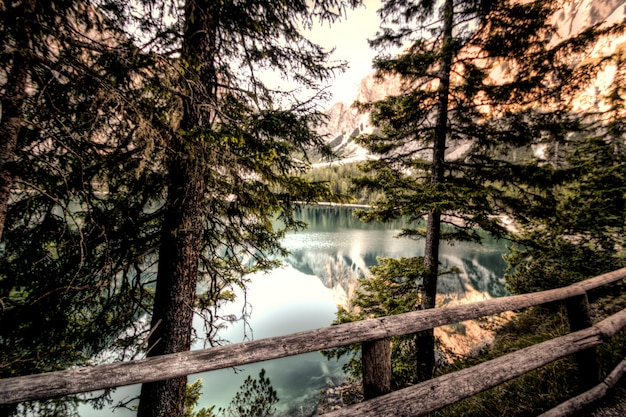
[302,162,386,205]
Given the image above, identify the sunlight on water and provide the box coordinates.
[191,265,344,416]
[78,206,509,416]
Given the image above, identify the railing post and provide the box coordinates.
[566,291,600,389]
[362,338,391,399]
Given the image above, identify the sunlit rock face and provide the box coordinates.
[320,0,626,163]
[554,0,625,39]
[284,249,364,307]
[354,72,404,104]
[314,71,403,162]
[315,101,371,162]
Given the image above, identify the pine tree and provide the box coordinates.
[506,36,626,294]
[352,0,624,380]
[1,1,167,414]
[2,0,363,414]
[89,1,361,416]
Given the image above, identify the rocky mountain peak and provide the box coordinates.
[319,0,626,163]
[354,72,404,104]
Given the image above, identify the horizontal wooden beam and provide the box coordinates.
[321,308,626,417]
[0,267,625,405]
[538,358,626,417]
[575,267,626,291]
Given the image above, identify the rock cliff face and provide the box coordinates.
[554,0,625,39]
[320,0,626,162]
[315,73,404,162]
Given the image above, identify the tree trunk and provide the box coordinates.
[137,1,216,416]
[136,160,205,417]
[417,0,454,382]
[0,0,35,240]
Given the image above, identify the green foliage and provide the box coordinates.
[185,370,278,417]
[352,0,625,384]
[224,369,278,417]
[434,358,580,417]
[432,288,626,417]
[354,0,625,249]
[1,0,361,415]
[327,257,458,388]
[300,162,386,204]
[441,311,569,417]
[353,257,428,317]
[505,50,626,293]
[185,379,217,417]
[0,2,163,408]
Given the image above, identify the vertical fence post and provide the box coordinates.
[362,338,391,399]
[566,291,600,389]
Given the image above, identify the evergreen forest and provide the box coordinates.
[1,0,625,416]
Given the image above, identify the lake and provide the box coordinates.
[80,205,509,416]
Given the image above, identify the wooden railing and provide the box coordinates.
[2,267,626,416]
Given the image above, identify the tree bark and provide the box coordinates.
[137,1,216,416]
[417,0,455,382]
[136,161,205,417]
[0,0,36,240]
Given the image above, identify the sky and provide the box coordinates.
[306,0,383,103]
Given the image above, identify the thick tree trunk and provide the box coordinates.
[417,0,454,382]
[0,0,35,240]
[136,160,205,417]
[138,1,216,416]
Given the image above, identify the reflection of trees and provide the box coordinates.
[283,208,508,299]
[295,205,409,231]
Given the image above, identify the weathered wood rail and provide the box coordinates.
[1,267,626,416]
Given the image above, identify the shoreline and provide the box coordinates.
[298,202,519,234]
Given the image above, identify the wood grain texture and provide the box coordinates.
[321,310,626,417]
[362,338,391,399]
[1,268,625,405]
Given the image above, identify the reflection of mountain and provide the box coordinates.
[282,206,509,307]
[283,249,368,307]
[284,249,508,306]
[438,252,509,300]
[286,250,369,290]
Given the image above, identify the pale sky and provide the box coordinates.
[306,0,383,103]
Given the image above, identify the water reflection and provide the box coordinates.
[284,205,509,304]
[82,205,510,417]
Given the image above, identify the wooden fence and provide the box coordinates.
[2,267,626,416]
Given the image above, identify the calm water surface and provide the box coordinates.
[81,205,509,416]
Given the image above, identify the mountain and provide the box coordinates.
[555,0,625,38]
[316,73,403,163]
[319,0,626,163]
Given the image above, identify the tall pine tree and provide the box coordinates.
[1,1,168,414]
[2,2,369,415]
[93,1,361,415]
[353,0,624,380]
